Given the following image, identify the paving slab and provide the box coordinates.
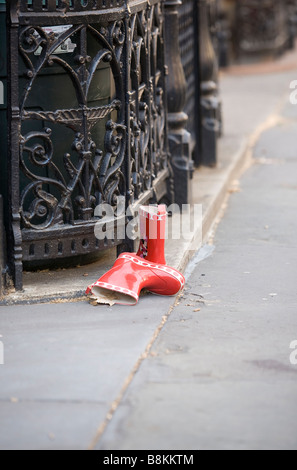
[0,296,173,450]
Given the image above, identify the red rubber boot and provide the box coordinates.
[86,253,185,305]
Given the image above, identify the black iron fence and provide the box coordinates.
[3,0,176,289]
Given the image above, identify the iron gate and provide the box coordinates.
[5,0,172,289]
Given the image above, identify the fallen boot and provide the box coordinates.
[86,253,185,306]
[86,204,185,305]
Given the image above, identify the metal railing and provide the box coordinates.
[5,0,173,289]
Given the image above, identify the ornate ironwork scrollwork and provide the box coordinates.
[19,22,126,229]
[128,4,167,202]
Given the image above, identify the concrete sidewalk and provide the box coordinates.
[1,65,297,450]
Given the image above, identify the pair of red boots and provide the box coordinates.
[86,205,185,305]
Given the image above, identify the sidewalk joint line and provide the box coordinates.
[87,292,184,451]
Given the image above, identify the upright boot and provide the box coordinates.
[136,205,167,265]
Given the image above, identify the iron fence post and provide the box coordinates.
[215,0,230,68]
[164,0,193,206]
[7,0,23,290]
[198,0,221,167]
[235,0,289,60]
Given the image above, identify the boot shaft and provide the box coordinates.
[137,205,167,265]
